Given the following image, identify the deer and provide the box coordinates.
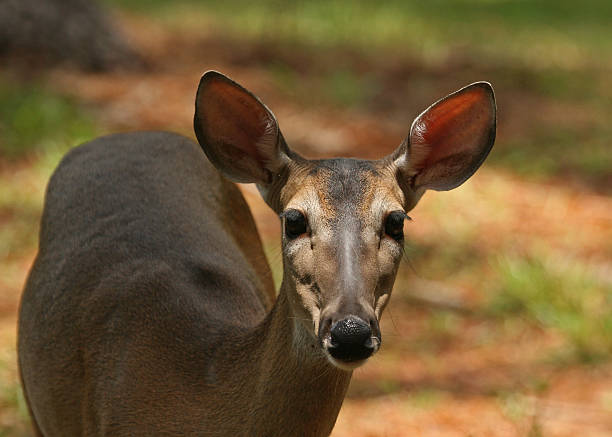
[18,71,496,436]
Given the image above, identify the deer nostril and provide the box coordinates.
[330,317,371,346]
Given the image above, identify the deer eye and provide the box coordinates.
[283,209,308,239]
[384,211,408,241]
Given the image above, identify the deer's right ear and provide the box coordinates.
[194,71,290,185]
[391,82,496,210]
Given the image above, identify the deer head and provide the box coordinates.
[194,71,495,370]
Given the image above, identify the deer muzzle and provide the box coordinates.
[318,312,381,370]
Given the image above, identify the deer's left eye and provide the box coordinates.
[384,211,408,241]
[283,209,308,239]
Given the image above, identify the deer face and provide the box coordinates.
[194,71,496,370]
[276,159,405,369]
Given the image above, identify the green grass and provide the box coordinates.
[0,79,96,159]
[106,0,612,68]
[397,229,612,364]
[488,255,612,362]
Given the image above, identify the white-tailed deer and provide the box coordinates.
[18,71,495,436]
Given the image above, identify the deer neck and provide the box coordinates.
[240,279,352,436]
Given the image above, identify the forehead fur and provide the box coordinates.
[310,159,378,208]
[282,158,403,223]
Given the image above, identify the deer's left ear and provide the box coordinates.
[392,82,496,207]
[194,70,291,185]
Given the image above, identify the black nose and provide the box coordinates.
[328,317,375,362]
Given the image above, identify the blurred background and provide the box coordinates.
[1,0,611,435]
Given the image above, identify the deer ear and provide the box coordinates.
[194,71,290,185]
[393,82,496,203]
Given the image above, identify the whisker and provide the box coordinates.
[286,316,312,322]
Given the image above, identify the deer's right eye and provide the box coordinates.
[283,209,308,239]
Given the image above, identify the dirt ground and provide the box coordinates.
[1,12,611,436]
